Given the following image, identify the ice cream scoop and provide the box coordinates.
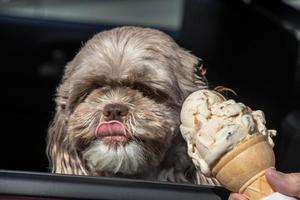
[180,89,277,199]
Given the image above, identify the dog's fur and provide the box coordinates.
[47,26,218,184]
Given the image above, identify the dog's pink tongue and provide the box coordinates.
[96,120,127,137]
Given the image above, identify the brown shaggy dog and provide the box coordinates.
[47,26,218,185]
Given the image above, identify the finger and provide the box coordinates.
[228,193,248,200]
[265,168,300,198]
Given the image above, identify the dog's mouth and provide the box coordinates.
[95,120,129,144]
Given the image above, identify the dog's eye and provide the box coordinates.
[132,82,169,103]
[137,87,153,96]
[68,84,102,111]
[68,91,89,111]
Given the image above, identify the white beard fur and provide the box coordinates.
[83,140,147,175]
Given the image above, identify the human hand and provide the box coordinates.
[228,168,300,200]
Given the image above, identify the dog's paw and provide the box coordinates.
[157,168,191,183]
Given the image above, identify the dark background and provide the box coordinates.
[0,0,299,174]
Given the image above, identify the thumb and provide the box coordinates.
[265,168,300,198]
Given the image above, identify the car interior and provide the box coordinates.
[0,0,299,199]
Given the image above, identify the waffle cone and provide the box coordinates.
[211,134,275,200]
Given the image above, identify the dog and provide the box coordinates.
[46,26,218,184]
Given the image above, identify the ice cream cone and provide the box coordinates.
[211,134,275,200]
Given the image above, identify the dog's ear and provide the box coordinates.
[46,65,88,175]
[174,48,208,100]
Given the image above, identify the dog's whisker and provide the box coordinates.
[126,114,137,135]
[127,102,136,108]
[131,135,143,144]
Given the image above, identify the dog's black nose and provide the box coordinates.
[103,103,129,121]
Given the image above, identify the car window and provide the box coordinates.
[0,0,184,31]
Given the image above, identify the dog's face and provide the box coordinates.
[68,80,178,175]
[47,27,206,178]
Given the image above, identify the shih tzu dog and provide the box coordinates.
[47,26,218,185]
